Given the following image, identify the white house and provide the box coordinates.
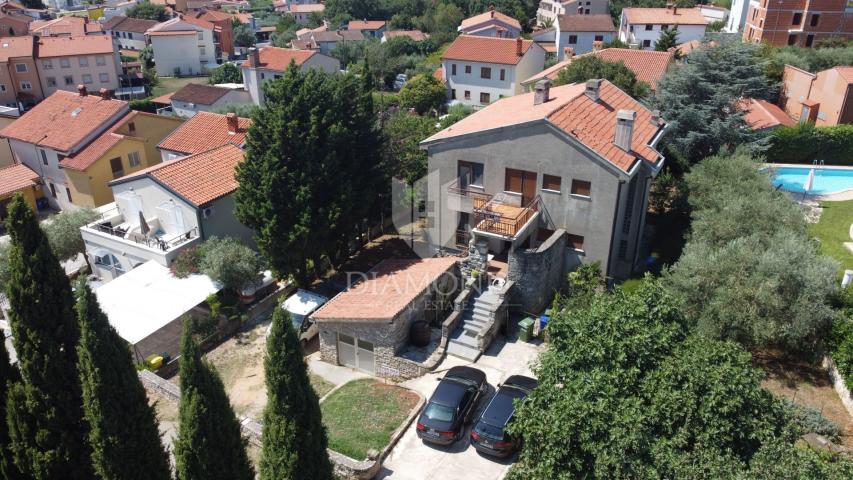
[698,4,729,24]
[537,0,610,25]
[725,0,751,33]
[458,8,522,38]
[441,36,546,108]
[102,15,160,51]
[241,47,340,105]
[145,16,218,76]
[167,83,251,117]
[556,14,615,58]
[618,5,708,49]
[274,2,324,25]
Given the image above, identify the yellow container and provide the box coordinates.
[146,355,164,370]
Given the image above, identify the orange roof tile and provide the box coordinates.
[622,7,708,25]
[0,35,33,62]
[738,98,795,130]
[29,16,99,36]
[676,39,719,55]
[61,111,151,171]
[112,144,244,206]
[348,20,385,30]
[424,81,665,173]
[37,35,115,58]
[460,10,521,30]
[523,48,673,90]
[288,3,324,13]
[383,30,428,41]
[0,163,38,197]
[151,91,175,104]
[834,66,853,83]
[0,90,128,153]
[242,47,316,71]
[312,258,459,322]
[158,111,251,155]
[558,14,615,32]
[442,36,537,65]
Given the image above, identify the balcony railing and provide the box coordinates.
[474,195,541,238]
[448,180,491,210]
[86,207,199,252]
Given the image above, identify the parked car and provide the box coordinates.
[417,366,487,445]
[393,73,408,90]
[267,289,328,346]
[470,375,538,457]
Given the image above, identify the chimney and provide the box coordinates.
[249,47,260,67]
[673,5,678,14]
[77,84,87,97]
[585,79,601,102]
[489,3,496,16]
[98,88,112,100]
[534,79,551,105]
[592,40,603,51]
[226,113,239,134]
[666,1,673,10]
[578,6,583,14]
[516,37,523,56]
[614,109,636,152]
[563,47,574,58]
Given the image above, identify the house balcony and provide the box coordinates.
[448,182,542,242]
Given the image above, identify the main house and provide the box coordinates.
[441,36,546,108]
[241,47,339,105]
[618,5,708,49]
[347,19,386,39]
[102,15,160,51]
[145,16,219,76]
[554,13,615,58]
[421,79,667,310]
[781,64,853,125]
[80,143,252,281]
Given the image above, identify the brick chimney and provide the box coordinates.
[666,1,674,10]
[226,113,239,134]
[489,3,495,17]
[516,37,522,57]
[585,79,601,102]
[673,5,678,14]
[77,84,87,97]
[615,109,636,152]
[534,79,551,105]
[563,47,574,58]
[98,88,112,100]
[248,47,260,67]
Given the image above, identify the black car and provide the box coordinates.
[416,366,488,445]
[470,375,537,457]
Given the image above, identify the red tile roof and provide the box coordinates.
[383,30,428,41]
[622,7,708,25]
[443,36,537,65]
[312,258,459,322]
[0,163,38,197]
[460,10,521,30]
[242,47,316,71]
[158,111,251,155]
[0,35,33,61]
[558,14,615,32]
[738,98,795,130]
[424,81,665,173]
[347,20,385,30]
[151,91,175,104]
[61,111,159,171]
[37,35,115,58]
[29,16,100,36]
[834,66,853,84]
[170,83,231,105]
[102,15,160,34]
[288,3,324,13]
[523,48,673,90]
[0,90,128,153]
[112,144,244,206]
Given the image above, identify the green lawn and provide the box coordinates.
[810,200,853,272]
[321,379,419,460]
[151,76,210,98]
[309,373,334,398]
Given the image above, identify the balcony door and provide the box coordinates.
[505,168,537,205]
[457,160,483,189]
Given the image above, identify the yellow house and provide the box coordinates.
[61,112,184,208]
[0,163,42,220]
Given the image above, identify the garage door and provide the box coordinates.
[337,333,374,374]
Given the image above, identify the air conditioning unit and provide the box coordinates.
[202,206,214,218]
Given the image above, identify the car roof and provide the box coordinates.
[431,378,467,407]
[480,384,528,428]
[283,289,328,316]
[503,375,538,392]
[445,366,486,385]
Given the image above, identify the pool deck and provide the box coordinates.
[766,163,853,201]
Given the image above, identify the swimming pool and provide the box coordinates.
[771,166,853,194]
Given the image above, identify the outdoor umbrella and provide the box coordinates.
[138,210,151,237]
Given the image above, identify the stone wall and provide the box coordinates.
[508,229,568,313]
[823,356,853,418]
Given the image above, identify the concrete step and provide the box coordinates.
[447,340,481,361]
[462,317,488,328]
[472,305,493,317]
[451,328,479,347]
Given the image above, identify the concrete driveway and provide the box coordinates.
[377,334,544,480]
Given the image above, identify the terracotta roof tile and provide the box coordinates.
[151,91,175,104]
[834,66,853,83]
[158,111,251,155]
[312,258,459,322]
[242,47,316,71]
[37,35,115,58]
[29,16,100,36]
[558,14,615,32]
[61,111,157,171]
[0,90,128,153]
[460,10,521,30]
[146,16,213,35]
[102,15,160,34]
[348,20,385,30]
[0,163,38,197]
[0,35,33,62]
[523,48,673,90]
[113,144,244,206]
[738,98,795,130]
[622,7,708,25]
[170,83,231,105]
[288,3,324,13]
[383,30,428,41]
[443,36,537,65]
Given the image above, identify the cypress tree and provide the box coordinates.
[174,317,253,480]
[3,194,93,479]
[260,308,332,480]
[0,336,22,480]
[75,281,171,480]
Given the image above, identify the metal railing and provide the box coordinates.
[447,180,491,210]
[474,196,541,238]
[86,208,199,252]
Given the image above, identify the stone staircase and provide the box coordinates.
[446,287,502,361]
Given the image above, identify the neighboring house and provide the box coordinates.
[458,8,522,38]
[241,47,339,105]
[29,16,103,37]
[743,0,853,47]
[522,48,673,92]
[293,29,363,55]
[145,16,219,76]
[0,88,129,210]
[555,14,615,58]
[60,111,184,207]
[191,8,235,57]
[0,162,40,220]
[537,0,610,25]
[618,5,708,49]
[102,15,159,51]
[698,4,729,23]
[276,2,324,25]
[46,0,84,10]
[738,97,795,131]
[80,143,251,281]
[781,64,853,126]
[0,105,19,166]
[0,36,44,109]
[0,12,30,37]
[421,79,667,294]
[382,30,428,42]
[347,20,386,39]
[36,35,122,97]
[167,82,251,116]
[726,0,750,33]
[102,1,138,21]
[441,36,547,108]
[157,111,250,160]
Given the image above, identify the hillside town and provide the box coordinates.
[0,0,852,479]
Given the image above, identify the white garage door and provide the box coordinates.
[337,333,375,374]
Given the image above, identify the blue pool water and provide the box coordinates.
[772,167,853,194]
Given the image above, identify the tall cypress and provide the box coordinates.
[174,317,253,480]
[3,194,93,479]
[0,336,22,480]
[75,281,171,480]
[260,308,332,480]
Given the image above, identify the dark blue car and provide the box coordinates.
[470,375,537,457]
[416,366,487,445]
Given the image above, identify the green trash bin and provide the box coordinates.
[518,317,535,342]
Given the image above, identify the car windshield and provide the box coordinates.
[288,312,304,330]
[423,402,455,423]
[474,421,505,440]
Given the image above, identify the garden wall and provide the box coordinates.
[508,229,567,313]
[823,356,853,418]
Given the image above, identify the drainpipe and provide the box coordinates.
[605,179,626,283]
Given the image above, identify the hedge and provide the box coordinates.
[765,123,853,165]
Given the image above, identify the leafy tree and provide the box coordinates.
[554,54,651,99]
[18,0,44,8]
[398,73,446,114]
[235,66,382,284]
[75,282,171,480]
[126,3,169,21]
[382,110,437,183]
[260,308,332,480]
[42,208,99,262]
[233,24,256,48]
[213,102,261,117]
[198,236,263,292]
[307,11,325,28]
[174,318,254,480]
[707,19,725,32]
[129,99,157,113]
[3,195,93,479]
[330,40,367,69]
[210,62,244,85]
[437,103,472,128]
[654,26,679,52]
[0,336,22,480]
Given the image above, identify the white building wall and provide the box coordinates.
[726,0,752,33]
[109,30,148,50]
[242,54,339,106]
[10,139,73,210]
[149,30,216,76]
[442,46,545,108]
[556,29,614,58]
[171,90,252,117]
[619,15,706,49]
[538,0,610,24]
[37,52,123,97]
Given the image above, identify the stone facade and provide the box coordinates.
[508,229,569,312]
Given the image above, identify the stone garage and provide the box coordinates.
[311,258,460,378]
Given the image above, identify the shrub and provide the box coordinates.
[129,99,157,113]
[398,74,446,115]
[781,399,841,440]
[197,236,263,292]
[765,123,853,165]
[828,313,853,391]
[171,246,202,278]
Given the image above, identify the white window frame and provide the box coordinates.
[14,63,26,73]
[42,59,52,70]
[20,80,31,90]
[96,55,106,66]
[60,58,71,68]
[128,151,140,168]
[78,57,88,67]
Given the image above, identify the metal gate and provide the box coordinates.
[337,333,375,374]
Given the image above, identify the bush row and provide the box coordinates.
[766,123,853,165]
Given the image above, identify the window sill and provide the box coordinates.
[569,248,586,255]
[570,194,591,201]
[542,188,561,194]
